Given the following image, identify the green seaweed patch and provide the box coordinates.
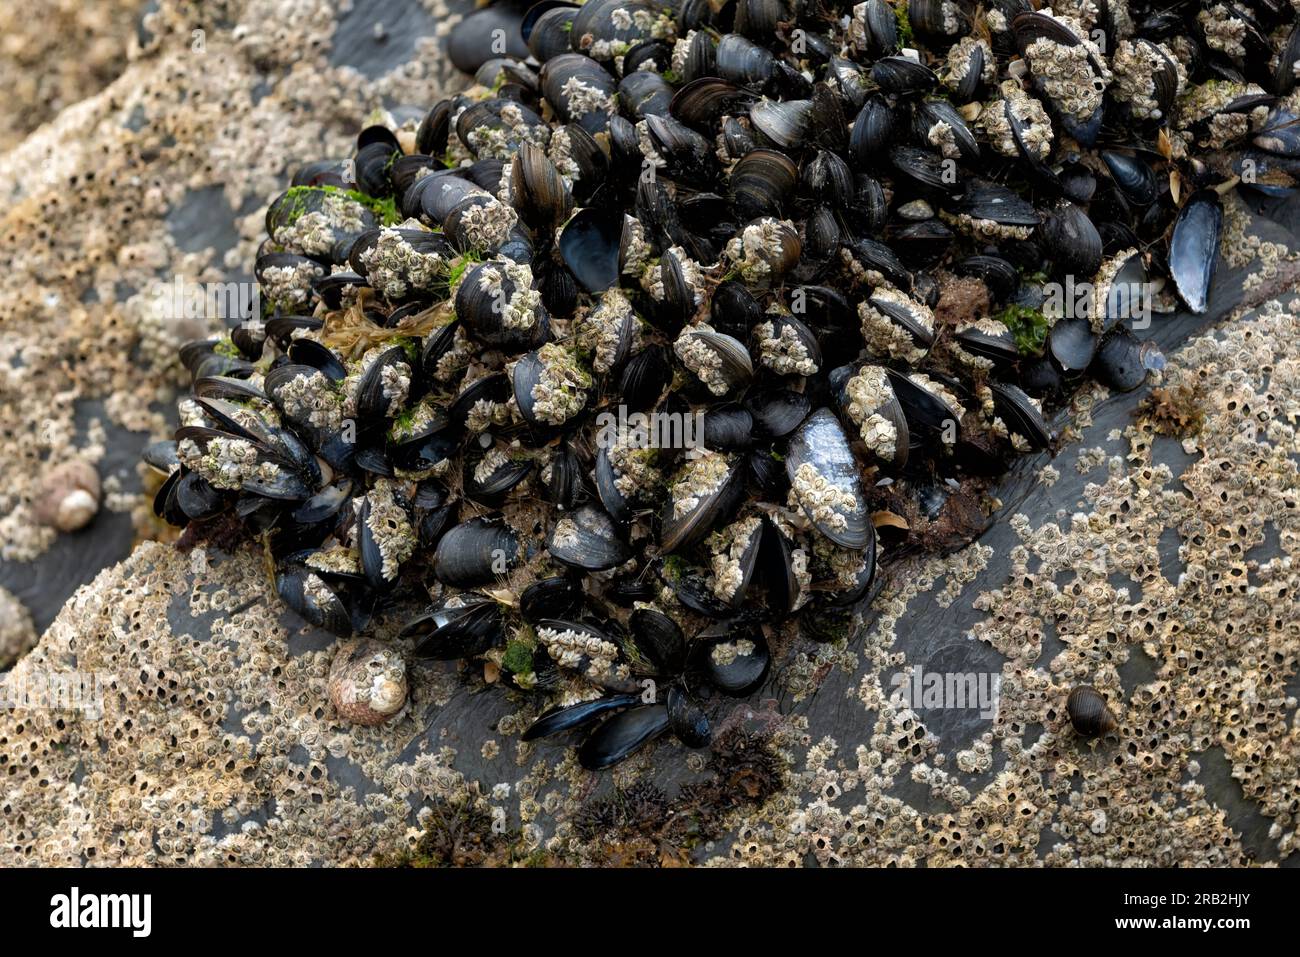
[661,554,688,582]
[446,250,483,290]
[894,1,913,48]
[213,337,242,359]
[996,304,1050,354]
[280,184,401,227]
[502,638,535,676]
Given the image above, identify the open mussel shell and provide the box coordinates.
[989,382,1052,450]
[578,703,670,770]
[784,408,871,550]
[691,630,771,696]
[432,516,519,587]
[666,685,710,748]
[1169,191,1223,314]
[661,453,746,553]
[559,206,622,293]
[403,595,505,660]
[276,565,352,637]
[522,693,640,742]
[548,503,632,571]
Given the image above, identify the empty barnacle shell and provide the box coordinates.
[1066,684,1119,737]
[785,408,872,550]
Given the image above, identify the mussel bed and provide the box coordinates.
[151,0,1282,770]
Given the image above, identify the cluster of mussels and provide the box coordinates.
[149,0,1290,769]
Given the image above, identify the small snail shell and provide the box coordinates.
[33,459,101,532]
[1066,685,1118,738]
[328,639,408,726]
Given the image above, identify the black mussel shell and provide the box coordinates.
[432,517,520,587]
[1091,327,1148,392]
[547,503,632,571]
[578,704,670,770]
[522,693,640,741]
[559,206,623,293]
[403,595,505,660]
[784,408,871,550]
[519,575,585,624]
[1048,318,1098,374]
[692,631,771,696]
[629,607,686,675]
[277,565,352,637]
[989,381,1052,450]
[666,685,711,748]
